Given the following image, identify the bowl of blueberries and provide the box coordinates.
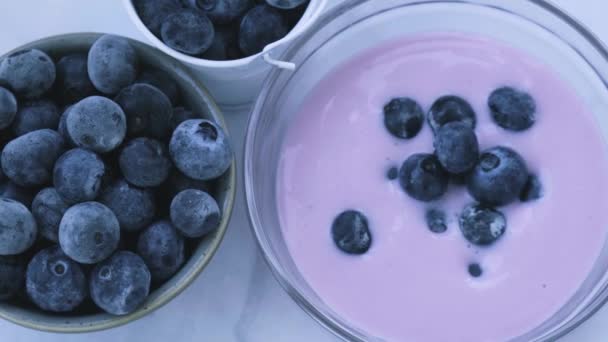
[0,32,236,332]
[123,0,327,105]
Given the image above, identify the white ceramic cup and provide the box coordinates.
[123,0,328,107]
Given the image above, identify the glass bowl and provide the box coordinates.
[244,1,608,341]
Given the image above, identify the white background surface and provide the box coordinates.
[0,1,606,341]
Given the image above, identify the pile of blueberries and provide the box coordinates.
[332,87,543,277]
[134,0,309,60]
[0,34,233,316]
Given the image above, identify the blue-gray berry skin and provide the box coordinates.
[1,129,65,187]
[0,198,37,255]
[201,25,242,61]
[88,35,138,95]
[0,87,17,129]
[520,174,543,202]
[54,53,97,105]
[459,203,506,246]
[53,148,106,204]
[426,208,447,234]
[170,119,232,180]
[434,121,479,174]
[119,137,172,187]
[114,84,173,139]
[57,105,75,146]
[32,188,69,242]
[90,251,151,315]
[0,181,35,207]
[161,10,215,55]
[199,0,253,24]
[171,107,198,130]
[331,210,372,255]
[265,0,308,9]
[157,169,212,216]
[383,97,424,139]
[67,96,127,153]
[399,153,449,202]
[0,255,26,301]
[170,189,220,238]
[136,221,185,281]
[99,179,156,232]
[133,0,182,36]
[26,246,86,312]
[239,5,289,56]
[0,49,56,99]
[428,95,476,133]
[137,69,180,105]
[59,202,120,264]
[489,87,536,132]
[11,99,60,136]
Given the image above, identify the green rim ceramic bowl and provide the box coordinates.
[0,33,236,333]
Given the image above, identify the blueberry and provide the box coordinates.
[171,106,199,130]
[1,129,65,187]
[170,189,220,238]
[99,179,156,232]
[425,208,447,234]
[434,121,479,174]
[467,146,528,206]
[386,166,399,181]
[281,1,308,28]
[157,168,213,215]
[170,119,233,180]
[428,95,476,133]
[399,154,449,202]
[459,203,506,246]
[265,0,308,9]
[383,97,424,139]
[26,246,86,312]
[133,0,182,36]
[59,202,120,264]
[468,263,483,278]
[0,255,26,301]
[136,221,185,281]
[201,25,242,61]
[331,210,372,255]
[67,96,127,153]
[119,138,172,187]
[54,53,97,104]
[32,188,69,242]
[161,10,215,55]
[11,99,60,136]
[0,49,55,99]
[0,181,35,207]
[57,105,75,146]
[489,87,536,131]
[90,251,151,315]
[114,84,173,139]
[0,198,37,255]
[199,0,254,24]
[136,69,180,105]
[520,174,543,202]
[53,148,106,204]
[88,35,138,95]
[0,87,17,129]
[239,5,289,56]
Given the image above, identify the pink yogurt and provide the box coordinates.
[276,33,608,341]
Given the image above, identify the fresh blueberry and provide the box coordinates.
[170,119,233,180]
[57,105,75,146]
[0,198,37,255]
[1,129,65,187]
[54,53,97,104]
[133,0,183,36]
[90,251,151,315]
[170,189,220,238]
[468,263,483,278]
[32,188,69,242]
[383,97,424,139]
[59,202,120,264]
[26,246,86,312]
[0,181,35,207]
[399,154,449,202]
[428,95,476,133]
[67,96,127,153]
[157,168,213,215]
[265,0,308,9]
[53,148,106,204]
[114,84,173,139]
[331,210,372,255]
[0,49,56,99]
[434,121,479,174]
[171,106,199,130]
[489,86,536,131]
[119,137,172,187]
[239,5,289,56]
[0,87,17,129]
[161,10,215,55]
[281,1,308,28]
[136,69,180,105]
[425,208,447,234]
[0,255,26,301]
[199,0,254,24]
[11,99,60,136]
[459,203,506,246]
[201,25,242,61]
[467,146,528,206]
[99,179,156,232]
[88,35,138,95]
[136,221,185,281]
[520,174,543,202]
[386,166,399,181]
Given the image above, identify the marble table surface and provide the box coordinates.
[0,1,607,341]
